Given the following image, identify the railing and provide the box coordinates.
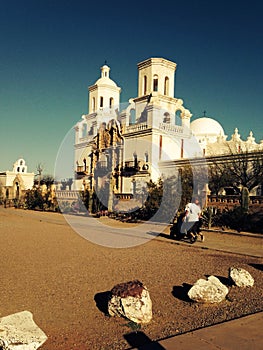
[115,193,134,200]
[55,190,79,200]
[207,195,263,209]
[125,122,148,133]
[159,122,184,134]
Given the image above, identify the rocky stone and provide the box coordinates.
[188,276,229,303]
[229,267,254,287]
[108,280,152,324]
[0,311,47,350]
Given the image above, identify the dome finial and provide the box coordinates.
[203,110,207,117]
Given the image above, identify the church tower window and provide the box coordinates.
[129,109,136,125]
[100,96,103,108]
[153,75,158,92]
[175,110,182,126]
[109,97,114,108]
[92,97,96,112]
[164,76,169,95]
[145,151,149,163]
[133,152,138,168]
[82,124,87,137]
[143,75,147,95]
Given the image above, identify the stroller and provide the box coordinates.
[170,212,203,243]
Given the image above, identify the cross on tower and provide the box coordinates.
[203,110,207,117]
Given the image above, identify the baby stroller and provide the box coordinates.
[170,213,203,243]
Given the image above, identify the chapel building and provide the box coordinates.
[0,159,34,201]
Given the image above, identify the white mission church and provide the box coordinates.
[73,57,262,209]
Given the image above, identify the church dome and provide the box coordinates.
[191,117,225,137]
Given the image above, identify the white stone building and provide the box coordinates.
[0,159,35,201]
[190,116,263,156]
[73,57,263,209]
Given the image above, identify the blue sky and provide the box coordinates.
[0,0,262,175]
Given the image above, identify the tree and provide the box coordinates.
[208,163,233,196]
[229,151,263,191]
[138,161,208,223]
[178,163,208,210]
[208,150,263,193]
[61,178,73,190]
[24,188,44,210]
[143,178,163,219]
[40,175,54,189]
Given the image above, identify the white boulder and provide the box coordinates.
[0,311,47,350]
[108,280,152,324]
[229,267,254,287]
[188,275,229,303]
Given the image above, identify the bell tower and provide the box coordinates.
[132,57,192,131]
[137,57,177,98]
[88,63,121,113]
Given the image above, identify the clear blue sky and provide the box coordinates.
[0,0,262,175]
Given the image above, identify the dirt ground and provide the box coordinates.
[0,207,262,350]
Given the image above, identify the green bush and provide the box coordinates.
[212,207,263,234]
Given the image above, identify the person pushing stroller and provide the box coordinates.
[170,197,204,243]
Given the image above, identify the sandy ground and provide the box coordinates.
[0,207,262,350]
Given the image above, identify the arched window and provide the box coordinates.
[129,109,136,125]
[92,97,96,112]
[143,75,147,95]
[175,110,182,126]
[109,97,114,108]
[82,124,87,137]
[100,96,103,108]
[164,76,169,95]
[153,75,158,92]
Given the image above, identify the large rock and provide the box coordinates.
[0,311,47,350]
[108,280,152,324]
[229,267,254,287]
[188,276,229,303]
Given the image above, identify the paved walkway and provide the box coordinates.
[132,311,263,350]
[159,226,263,258]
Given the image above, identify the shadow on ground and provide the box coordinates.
[172,283,192,302]
[124,331,166,349]
[147,231,175,241]
[94,291,112,315]
[205,274,233,286]
[249,263,263,271]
